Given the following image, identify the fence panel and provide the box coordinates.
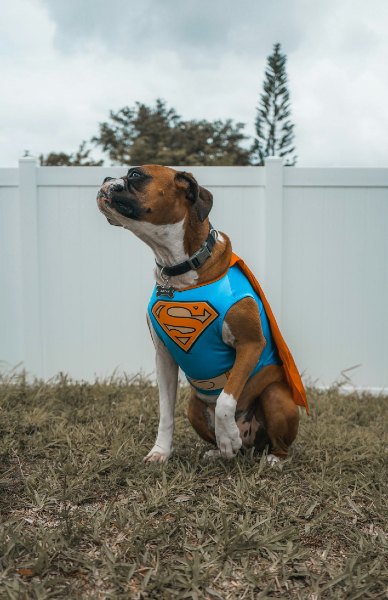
[0,182,23,368]
[282,171,388,389]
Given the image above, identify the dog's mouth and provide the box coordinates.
[97,192,139,220]
[109,199,135,218]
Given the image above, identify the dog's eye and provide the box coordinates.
[103,176,114,184]
[128,171,141,178]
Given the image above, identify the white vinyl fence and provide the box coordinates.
[1,157,387,390]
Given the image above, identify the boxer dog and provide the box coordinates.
[96,165,308,465]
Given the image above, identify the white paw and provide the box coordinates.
[216,425,242,459]
[215,392,242,460]
[264,453,283,469]
[144,445,170,464]
[203,449,222,460]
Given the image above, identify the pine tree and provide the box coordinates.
[251,43,297,166]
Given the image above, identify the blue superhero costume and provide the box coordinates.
[148,264,281,396]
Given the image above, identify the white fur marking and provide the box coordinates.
[109,178,125,188]
[222,321,235,348]
[214,392,242,459]
[203,449,222,460]
[195,390,219,403]
[265,454,283,469]
[123,218,199,288]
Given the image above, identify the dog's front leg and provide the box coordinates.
[144,314,179,464]
[214,297,266,460]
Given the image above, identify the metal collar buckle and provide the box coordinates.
[187,229,218,270]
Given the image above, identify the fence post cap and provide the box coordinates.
[264,156,283,164]
[19,156,38,164]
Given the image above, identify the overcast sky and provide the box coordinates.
[1,0,388,168]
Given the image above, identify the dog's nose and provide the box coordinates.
[109,182,124,193]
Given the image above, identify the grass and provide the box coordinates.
[0,371,387,599]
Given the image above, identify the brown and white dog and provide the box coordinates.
[96,165,300,466]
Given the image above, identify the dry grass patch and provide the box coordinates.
[0,372,387,599]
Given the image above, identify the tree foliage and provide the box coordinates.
[92,99,251,166]
[251,43,297,166]
[39,142,103,166]
[38,45,298,168]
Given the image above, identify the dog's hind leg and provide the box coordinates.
[257,380,299,460]
[187,390,217,449]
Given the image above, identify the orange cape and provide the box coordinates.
[230,253,309,413]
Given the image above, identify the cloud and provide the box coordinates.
[289,0,388,166]
[1,0,388,167]
[40,0,308,65]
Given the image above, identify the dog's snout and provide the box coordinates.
[100,178,125,198]
[97,175,142,221]
[109,181,124,193]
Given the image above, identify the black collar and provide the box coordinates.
[155,223,218,278]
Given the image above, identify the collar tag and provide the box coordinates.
[156,284,175,299]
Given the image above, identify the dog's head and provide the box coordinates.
[96,165,213,229]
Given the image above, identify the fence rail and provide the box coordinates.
[1,157,387,390]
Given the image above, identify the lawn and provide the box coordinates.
[0,372,387,599]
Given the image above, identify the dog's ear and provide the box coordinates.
[174,171,213,222]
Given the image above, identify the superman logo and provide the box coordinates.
[152,300,219,352]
